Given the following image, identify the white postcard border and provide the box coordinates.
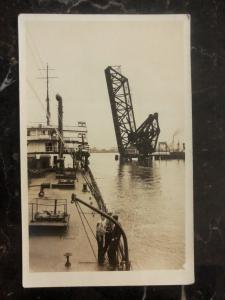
[19,13,194,287]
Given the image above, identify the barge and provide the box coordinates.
[27,93,130,272]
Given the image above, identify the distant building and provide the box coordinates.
[90,147,118,153]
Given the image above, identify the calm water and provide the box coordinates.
[90,153,185,270]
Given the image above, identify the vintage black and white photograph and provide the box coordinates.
[19,14,193,287]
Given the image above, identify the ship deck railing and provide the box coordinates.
[29,198,69,227]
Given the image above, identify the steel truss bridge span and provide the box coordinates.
[105,66,160,159]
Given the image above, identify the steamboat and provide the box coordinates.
[27,74,130,272]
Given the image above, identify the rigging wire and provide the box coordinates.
[27,36,129,270]
[26,32,122,266]
[26,29,65,129]
[26,28,45,68]
[26,29,89,157]
[77,197,125,267]
[25,30,128,268]
[74,200,97,260]
[26,79,65,145]
[27,74,84,164]
[76,202,113,265]
[26,33,43,71]
[77,202,96,240]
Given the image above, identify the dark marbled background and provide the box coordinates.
[0,0,225,299]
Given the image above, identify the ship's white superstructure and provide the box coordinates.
[27,122,89,169]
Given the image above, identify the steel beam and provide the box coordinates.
[105,66,136,156]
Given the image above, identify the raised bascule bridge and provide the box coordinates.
[105,66,160,162]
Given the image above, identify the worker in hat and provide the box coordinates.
[108,215,121,270]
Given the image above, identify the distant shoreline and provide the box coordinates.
[90,151,118,154]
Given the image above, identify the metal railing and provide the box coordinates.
[29,198,67,222]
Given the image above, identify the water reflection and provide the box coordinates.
[90,153,185,270]
[117,159,159,192]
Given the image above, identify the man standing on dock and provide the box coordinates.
[108,215,121,270]
[96,215,106,265]
[104,212,113,257]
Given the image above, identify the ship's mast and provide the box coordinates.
[38,63,57,126]
[46,64,50,126]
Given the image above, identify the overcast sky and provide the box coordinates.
[23,15,189,149]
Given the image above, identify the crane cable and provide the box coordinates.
[75,201,111,265]
[74,200,97,260]
[77,201,96,240]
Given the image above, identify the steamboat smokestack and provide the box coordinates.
[56,93,64,169]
